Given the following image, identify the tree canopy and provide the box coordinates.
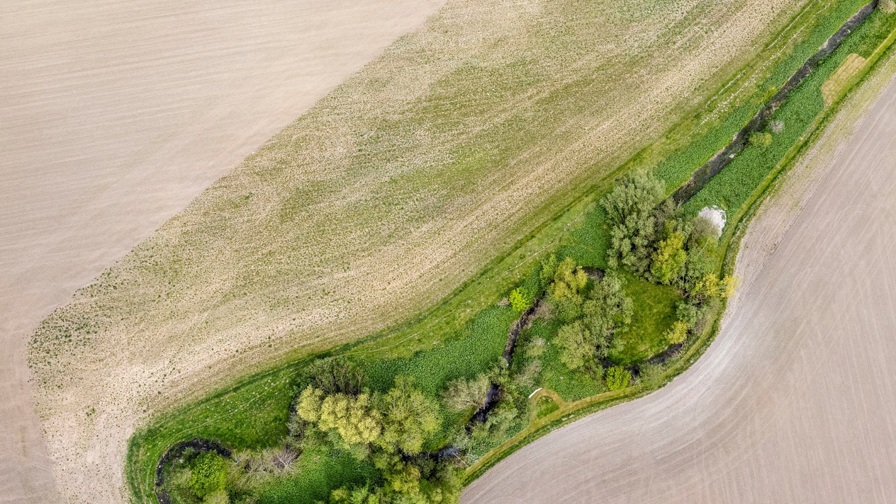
[601,170,666,274]
[379,377,441,455]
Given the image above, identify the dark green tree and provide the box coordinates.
[582,273,633,349]
[442,374,490,412]
[305,356,365,396]
[555,321,594,373]
[601,170,666,275]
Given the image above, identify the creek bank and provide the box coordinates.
[673,0,880,203]
[154,439,231,504]
[470,299,542,426]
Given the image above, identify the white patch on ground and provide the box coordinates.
[698,206,727,237]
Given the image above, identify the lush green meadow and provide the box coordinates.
[126,2,896,504]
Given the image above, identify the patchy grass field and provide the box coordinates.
[27,0,852,501]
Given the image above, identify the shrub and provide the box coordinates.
[689,215,719,247]
[188,452,228,499]
[202,489,230,504]
[665,320,689,345]
[605,366,631,391]
[508,287,533,313]
[749,131,773,148]
[675,301,700,328]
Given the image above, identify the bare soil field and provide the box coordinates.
[18,0,821,502]
[0,1,442,502]
[463,48,896,504]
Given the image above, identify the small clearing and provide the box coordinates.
[822,53,868,104]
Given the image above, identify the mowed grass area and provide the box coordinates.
[611,275,682,365]
[123,4,896,501]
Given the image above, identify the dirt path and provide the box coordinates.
[0,2,442,502]
[463,48,896,504]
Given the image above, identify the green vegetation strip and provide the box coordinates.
[466,3,896,483]
[126,3,896,503]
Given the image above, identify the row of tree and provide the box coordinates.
[292,358,461,504]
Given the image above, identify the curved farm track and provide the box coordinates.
[464,54,896,503]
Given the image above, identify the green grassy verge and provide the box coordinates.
[127,3,891,503]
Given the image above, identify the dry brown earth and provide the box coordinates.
[0,2,442,502]
[463,49,896,504]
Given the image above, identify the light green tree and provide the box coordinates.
[549,257,589,301]
[508,287,533,313]
[651,230,688,285]
[378,378,441,455]
[605,366,631,391]
[296,385,323,423]
[665,320,689,345]
[188,452,228,499]
[331,485,380,504]
[547,257,589,322]
[318,393,382,447]
[298,386,382,450]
